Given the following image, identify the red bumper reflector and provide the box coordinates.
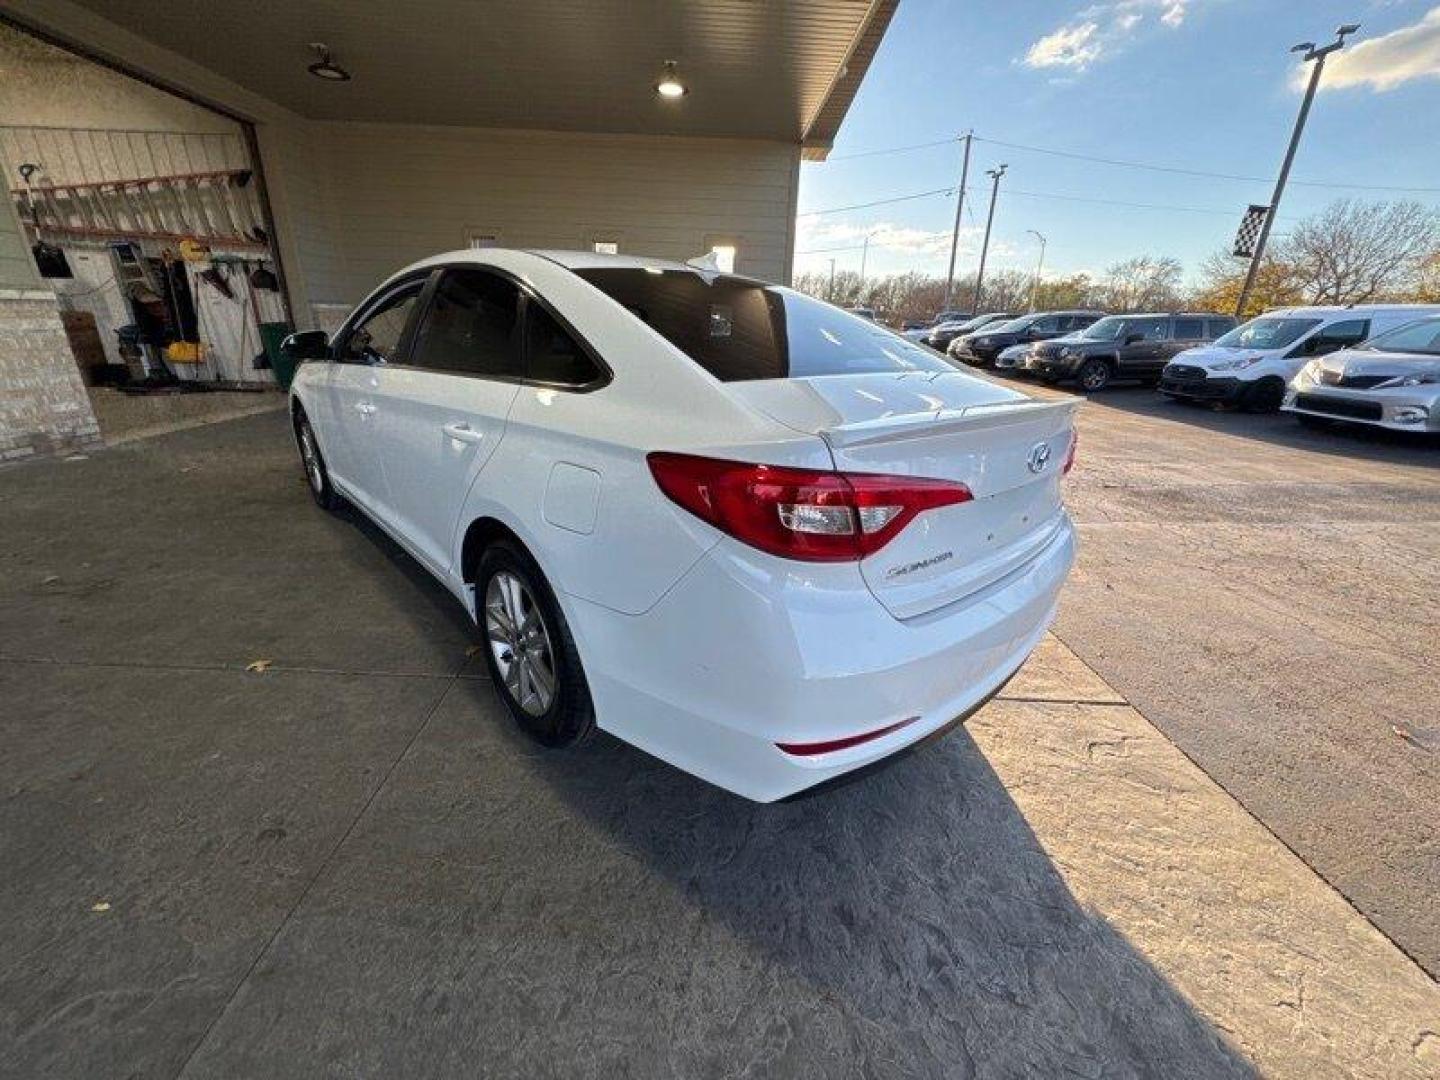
[775,716,920,756]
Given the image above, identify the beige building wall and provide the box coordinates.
[307,124,800,305]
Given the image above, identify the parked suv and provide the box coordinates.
[1158,305,1440,411]
[950,310,1106,368]
[1022,312,1235,391]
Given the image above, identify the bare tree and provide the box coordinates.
[1192,249,1302,317]
[974,269,1032,313]
[1281,199,1440,305]
[1098,256,1183,312]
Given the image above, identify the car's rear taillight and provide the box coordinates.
[646,452,972,562]
[1063,431,1077,475]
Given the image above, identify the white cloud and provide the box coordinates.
[1024,22,1104,70]
[1317,6,1440,92]
[1021,0,1194,73]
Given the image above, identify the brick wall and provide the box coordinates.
[0,289,101,461]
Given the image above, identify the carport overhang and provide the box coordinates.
[0,0,894,157]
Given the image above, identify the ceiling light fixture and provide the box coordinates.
[655,60,687,98]
[307,43,351,82]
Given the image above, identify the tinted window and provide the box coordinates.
[1031,316,1063,333]
[1314,318,1369,347]
[410,269,522,377]
[341,282,424,364]
[527,303,604,386]
[1125,316,1169,341]
[1173,318,1205,339]
[1206,318,1236,339]
[574,267,951,382]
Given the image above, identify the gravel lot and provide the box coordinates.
[1045,384,1440,976]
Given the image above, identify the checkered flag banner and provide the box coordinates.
[1232,204,1270,258]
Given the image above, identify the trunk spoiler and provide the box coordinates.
[817,398,1079,450]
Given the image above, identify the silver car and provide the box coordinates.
[1283,315,1440,433]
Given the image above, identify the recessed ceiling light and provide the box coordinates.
[307,43,351,82]
[655,60,687,98]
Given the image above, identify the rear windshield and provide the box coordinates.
[573,268,952,382]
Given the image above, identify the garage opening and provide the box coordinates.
[0,23,290,446]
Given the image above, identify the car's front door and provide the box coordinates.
[1116,316,1171,376]
[325,276,428,515]
[370,266,524,577]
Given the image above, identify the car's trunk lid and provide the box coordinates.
[730,372,1077,619]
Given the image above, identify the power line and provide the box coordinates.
[825,137,959,161]
[817,131,1440,195]
[798,186,955,217]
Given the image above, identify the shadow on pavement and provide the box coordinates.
[189,673,1256,1077]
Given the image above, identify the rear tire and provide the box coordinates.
[295,412,342,510]
[476,541,595,748]
[1077,358,1113,393]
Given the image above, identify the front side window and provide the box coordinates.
[1031,316,1062,333]
[527,303,604,386]
[573,267,951,382]
[1357,317,1440,356]
[340,281,425,364]
[1214,316,1322,350]
[1310,318,1370,352]
[410,269,523,378]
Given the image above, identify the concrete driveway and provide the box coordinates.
[1,408,1437,1078]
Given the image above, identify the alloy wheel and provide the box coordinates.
[485,571,557,717]
[299,424,324,493]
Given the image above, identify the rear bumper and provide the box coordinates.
[1158,374,1245,402]
[564,519,1076,802]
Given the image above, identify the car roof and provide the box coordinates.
[1260,304,1440,318]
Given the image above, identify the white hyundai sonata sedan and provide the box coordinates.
[285,250,1078,801]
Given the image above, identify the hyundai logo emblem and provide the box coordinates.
[1027,442,1052,473]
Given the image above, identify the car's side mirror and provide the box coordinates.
[281,329,330,361]
[1124,332,1145,345]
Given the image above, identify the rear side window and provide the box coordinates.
[1173,318,1205,339]
[1316,318,1370,348]
[410,268,523,378]
[1206,318,1236,339]
[573,267,951,382]
[526,302,604,387]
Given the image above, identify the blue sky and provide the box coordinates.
[795,0,1440,285]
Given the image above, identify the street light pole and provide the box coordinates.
[1026,229,1047,313]
[943,131,973,312]
[1235,22,1360,318]
[860,231,875,284]
[971,164,1007,316]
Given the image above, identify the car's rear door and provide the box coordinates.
[370,266,523,576]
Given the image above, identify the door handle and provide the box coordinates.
[443,423,485,445]
[354,401,377,416]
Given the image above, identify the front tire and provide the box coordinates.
[1077,358,1113,392]
[295,413,342,510]
[1240,378,1286,413]
[477,541,595,748]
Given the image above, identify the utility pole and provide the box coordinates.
[971,164,1007,316]
[942,131,973,312]
[1235,22,1359,318]
[860,231,875,284]
[1026,229,1047,313]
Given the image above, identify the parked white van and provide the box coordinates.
[1157,305,1440,411]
